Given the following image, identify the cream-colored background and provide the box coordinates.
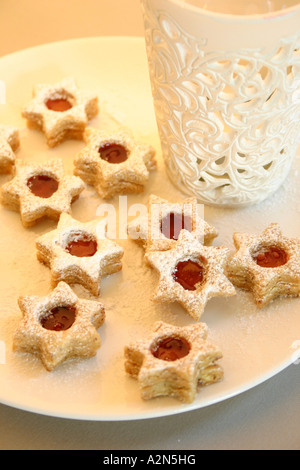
[0,0,299,451]
[0,0,145,57]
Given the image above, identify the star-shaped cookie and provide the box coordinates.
[0,124,20,174]
[36,212,124,296]
[226,223,300,308]
[145,230,235,320]
[0,158,85,227]
[13,282,106,371]
[124,321,224,403]
[128,194,218,252]
[74,126,156,199]
[21,77,99,147]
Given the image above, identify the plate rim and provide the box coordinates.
[0,35,298,422]
[0,356,295,421]
[0,35,146,62]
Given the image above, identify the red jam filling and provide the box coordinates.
[254,246,288,268]
[173,259,205,291]
[41,306,76,331]
[160,212,193,240]
[99,143,128,164]
[151,336,191,361]
[27,175,59,198]
[66,235,98,258]
[46,98,73,112]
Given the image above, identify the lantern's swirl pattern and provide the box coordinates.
[142,1,300,206]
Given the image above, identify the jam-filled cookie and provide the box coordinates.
[0,124,20,174]
[0,158,84,227]
[13,282,105,371]
[145,230,235,321]
[124,321,223,403]
[128,194,218,252]
[36,212,124,296]
[21,77,99,147]
[226,223,300,308]
[74,127,156,199]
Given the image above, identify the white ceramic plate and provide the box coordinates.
[0,37,299,421]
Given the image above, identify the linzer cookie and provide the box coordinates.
[124,321,224,403]
[36,212,124,296]
[74,127,156,199]
[21,77,99,147]
[0,159,84,228]
[0,124,20,174]
[226,223,300,308]
[13,282,105,371]
[145,230,235,321]
[128,194,218,252]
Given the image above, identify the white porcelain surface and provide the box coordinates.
[181,0,300,15]
[0,37,300,421]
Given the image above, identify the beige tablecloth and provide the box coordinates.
[0,0,299,450]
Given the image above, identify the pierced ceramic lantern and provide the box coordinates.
[141,0,300,206]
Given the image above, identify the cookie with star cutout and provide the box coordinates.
[124,321,224,403]
[0,124,20,174]
[128,194,218,252]
[226,223,300,308]
[145,230,236,321]
[0,158,84,227]
[13,282,106,371]
[36,212,124,296]
[74,127,156,199]
[21,77,99,147]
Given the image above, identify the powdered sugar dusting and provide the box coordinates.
[0,38,299,419]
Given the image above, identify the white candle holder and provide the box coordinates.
[141,0,300,207]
